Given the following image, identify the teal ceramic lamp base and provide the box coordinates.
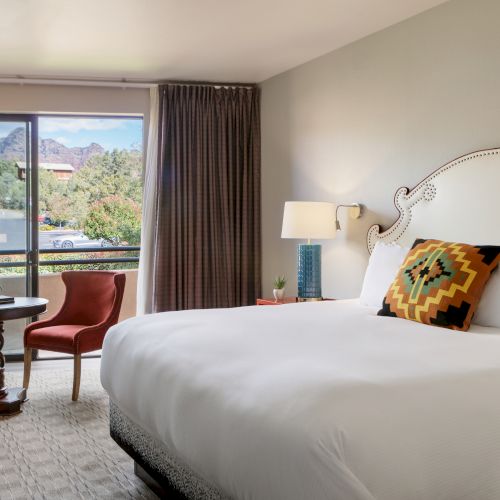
[297,244,322,300]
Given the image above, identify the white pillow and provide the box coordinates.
[360,241,410,308]
[474,270,500,327]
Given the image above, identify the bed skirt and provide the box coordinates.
[109,400,229,500]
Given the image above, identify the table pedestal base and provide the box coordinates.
[0,386,27,416]
[0,299,48,417]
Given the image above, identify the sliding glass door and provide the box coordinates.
[0,115,38,357]
[0,114,143,359]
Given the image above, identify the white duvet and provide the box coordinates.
[101,300,500,500]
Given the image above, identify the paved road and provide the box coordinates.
[1,211,82,251]
[0,221,81,251]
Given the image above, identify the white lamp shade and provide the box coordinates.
[281,201,336,240]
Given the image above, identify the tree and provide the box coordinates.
[72,149,142,207]
[84,195,141,245]
[39,169,64,212]
[47,193,76,227]
[35,148,142,229]
[38,169,87,226]
[0,160,25,210]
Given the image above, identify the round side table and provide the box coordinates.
[0,297,48,416]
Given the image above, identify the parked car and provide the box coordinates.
[52,232,115,249]
[38,214,52,225]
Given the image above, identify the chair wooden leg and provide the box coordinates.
[23,348,32,389]
[72,354,81,401]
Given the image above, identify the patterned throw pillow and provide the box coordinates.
[378,239,500,331]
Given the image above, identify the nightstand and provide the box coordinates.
[256,297,334,305]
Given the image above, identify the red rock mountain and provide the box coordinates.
[0,127,105,169]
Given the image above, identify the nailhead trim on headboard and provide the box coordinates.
[367,149,500,253]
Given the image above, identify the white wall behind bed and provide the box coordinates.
[260,0,500,299]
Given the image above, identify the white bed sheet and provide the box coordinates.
[101,300,500,500]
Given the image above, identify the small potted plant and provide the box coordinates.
[273,275,287,302]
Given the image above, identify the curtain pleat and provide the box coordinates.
[153,84,261,312]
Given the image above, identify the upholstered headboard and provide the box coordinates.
[367,148,500,253]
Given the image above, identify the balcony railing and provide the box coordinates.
[0,245,140,267]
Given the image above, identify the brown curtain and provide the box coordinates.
[152,84,261,312]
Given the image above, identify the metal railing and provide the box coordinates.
[0,246,140,268]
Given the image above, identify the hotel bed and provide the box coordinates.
[101,148,500,499]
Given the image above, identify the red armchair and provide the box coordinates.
[23,271,126,401]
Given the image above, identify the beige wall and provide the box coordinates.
[260,0,500,299]
[0,83,149,115]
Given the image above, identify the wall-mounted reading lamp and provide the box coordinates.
[335,203,362,230]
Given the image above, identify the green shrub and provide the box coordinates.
[84,195,141,246]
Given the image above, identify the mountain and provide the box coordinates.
[0,127,105,169]
[39,137,105,169]
[0,127,25,161]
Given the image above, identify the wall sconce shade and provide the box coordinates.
[281,202,336,240]
[335,203,362,231]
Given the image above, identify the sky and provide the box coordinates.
[0,117,143,151]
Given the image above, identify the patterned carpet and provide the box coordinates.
[0,363,157,500]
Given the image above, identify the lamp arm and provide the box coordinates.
[335,203,362,230]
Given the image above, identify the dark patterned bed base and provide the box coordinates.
[109,400,230,500]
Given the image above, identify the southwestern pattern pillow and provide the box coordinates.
[378,239,500,331]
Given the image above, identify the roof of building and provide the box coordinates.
[16,162,75,172]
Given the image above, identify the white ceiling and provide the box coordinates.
[0,0,448,83]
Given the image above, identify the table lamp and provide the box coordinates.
[281,201,336,301]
